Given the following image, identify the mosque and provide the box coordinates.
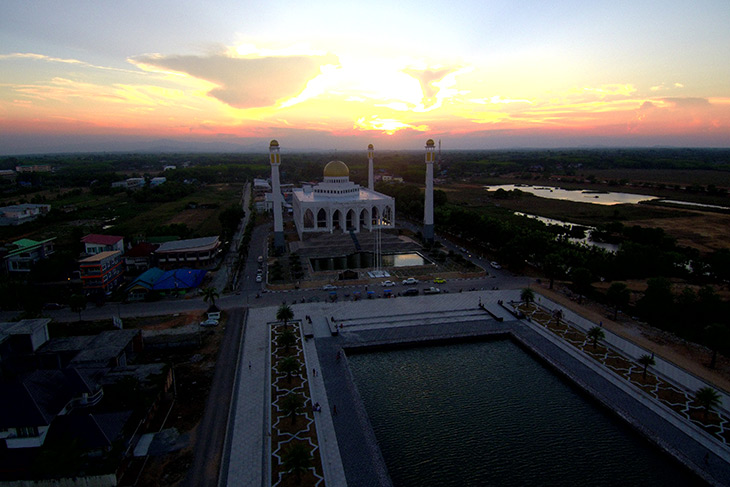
[268,139,435,252]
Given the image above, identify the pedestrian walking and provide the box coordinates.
[312,368,317,377]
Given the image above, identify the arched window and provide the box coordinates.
[371,206,380,226]
[383,206,392,225]
[346,209,356,230]
[303,209,315,229]
[332,209,343,230]
[317,208,327,228]
[360,208,369,229]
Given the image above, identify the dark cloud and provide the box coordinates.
[133,53,338,108]
[403,67,455,106]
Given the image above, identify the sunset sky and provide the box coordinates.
[1,0,729,154]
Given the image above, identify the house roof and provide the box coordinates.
[81,234,123,246]
[152,268,207,291]
[156,236,219,253]
[125,242,159,258]
[69,329,139,366]
[46,410,133,451]
[0,369,97,429]
[127,267,165,291]
[79,250,121,263]
[5,238,56,257]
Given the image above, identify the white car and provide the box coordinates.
[255,274,262,283]
[322,284,337,291]
[200,318,219,327]
[402,277,418,285]
[423,287,441,295]
[381,280,396,287]
[490,261,502,269]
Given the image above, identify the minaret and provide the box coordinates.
[423,139,435,244]
[269,139,285,252]
[367,143,375,190]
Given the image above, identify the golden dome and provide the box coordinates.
[426,139,435,147]
[367,143,374,150]
[323,160,349,178]
[269,139,279,147]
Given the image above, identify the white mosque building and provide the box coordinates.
[279,143,396,240]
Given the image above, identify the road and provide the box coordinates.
[183,307,246,487]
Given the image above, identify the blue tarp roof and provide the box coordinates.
[152,268,207,291]
[127,267,165,291]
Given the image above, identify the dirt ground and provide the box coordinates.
[124,311,225,487]
[631,209,730,253]
[534,284,730,393]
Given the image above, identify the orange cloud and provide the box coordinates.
[132,53,338,109]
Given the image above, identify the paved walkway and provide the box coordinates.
[222,290,730,486]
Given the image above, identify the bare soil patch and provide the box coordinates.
[631,211,730,253]
[168,208,216,227]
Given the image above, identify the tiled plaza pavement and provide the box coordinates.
[222,290,730,486]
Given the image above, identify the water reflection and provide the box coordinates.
[484,184,657,205]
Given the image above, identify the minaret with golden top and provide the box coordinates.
[269,140,285,251]
[423,139,435,243]
[367,143,375,190]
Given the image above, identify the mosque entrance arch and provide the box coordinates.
[317,208,327,229]
[332,209,343,231]
[346,209,356,231]
[360,208,369,230]
[303,209,315,229]
[383,206,393,225]
[371,206,380,226]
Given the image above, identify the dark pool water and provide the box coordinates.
[348,340,702,487]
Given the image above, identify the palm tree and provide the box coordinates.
[520,287,535,305]
[637,354,655,380]
[587,326,605,349]
[553,308,564,326]
[278,356,300,383]
[281,442,312,485]
[281,393,304,425]
[276,303,294,329]
[202,286,219,307]
[694,386,722,423]
[277,328,297,353]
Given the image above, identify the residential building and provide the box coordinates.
[0,204,51,226]
[150,176,166,187]
[154,236,220,269]
[81,234,124,255]
[124,242,159,273]
[2,238,55,273]
[79,251,124,296]
[15,165,51,173]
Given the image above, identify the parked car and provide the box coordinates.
[402,277,418,285]
[322,284,337,291]
[381,280,396,287]
[256,274,263,283]
[490,261,502,269]
[403,288,419,296]
[433,277,446,284]
[200,318,219,327]
[423,287,441,295]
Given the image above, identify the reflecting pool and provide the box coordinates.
[349,340,701,486]
[310,252,427,271]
